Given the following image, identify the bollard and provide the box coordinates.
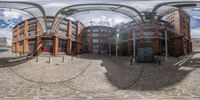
[130,58,133,65]
[158,59,161,66]
[26,55,28,60]
[36,56,38,62]
[62,56,64,62]
[49,56,51,63]
[71,56,73,60]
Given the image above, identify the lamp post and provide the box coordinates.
[109,36,111,56]
[165,30,168,61]
[133,30,136,60]
[116,32,119,57]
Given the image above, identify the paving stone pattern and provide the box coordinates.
[0,51,200,100]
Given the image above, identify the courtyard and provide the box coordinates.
[0,50,200,100]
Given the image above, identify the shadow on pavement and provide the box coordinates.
[78,53,193,91]
[184,58,200,68]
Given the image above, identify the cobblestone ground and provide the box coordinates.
[0,50,200,100]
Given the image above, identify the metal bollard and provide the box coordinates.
[130,58,133,65]
[26,55,28,60]
[158,59,161,66]
[36,56,38,62]
[48,56,51,63]
[77,55,79,59]
[71,56,73,60]
[62,56,64,62]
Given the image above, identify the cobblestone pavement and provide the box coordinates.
[0,51,200,100]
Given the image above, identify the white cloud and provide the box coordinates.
[3,11,21,20]
[0,10,30,46]
[191,27,200,38]
[192,16,200,20]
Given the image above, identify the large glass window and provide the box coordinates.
[61,20,68,25]
[72,34,76,41]
[158,32,164,37]
[29,24,36,29]
[47,28,51,33]
[42,39,53,52]
[72,24,77,29]
[92,33,98,37]
[72,28,76,34]
[47,22,52,27]
[93,39,98,43]
[20,24,24,29]
[29,31,36,37]
[92,29,99,32]
[28,40,36,53]
[59,24,67,30]
[143,31,154,37]
[19,34,24,41]
[20,28,24,34]
[58,30,67,38]
[59,39,66,52]
[14,38,17,42]
[19,41,24,52]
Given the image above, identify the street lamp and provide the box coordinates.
[116,30,120,57]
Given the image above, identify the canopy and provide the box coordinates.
[0,1,47,33]
[52,3,144,32]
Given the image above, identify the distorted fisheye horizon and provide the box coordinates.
[0,0,200,46]
[1,1,200,100]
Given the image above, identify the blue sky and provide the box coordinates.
[0,9,27,45]
[1,0,200,45]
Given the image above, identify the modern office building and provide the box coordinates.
[12,16,84,56]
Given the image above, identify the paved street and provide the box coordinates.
[0,51,200,100]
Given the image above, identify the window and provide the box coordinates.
[92,33,98,37]
[42,39,53,52]
[72,34,76,41]
[72,28,76,34]
[47,22,52,27]
[93,39,98,43]
[19,34,24,40]
[61,20,68,25]
[59,39,67,52]
[92,29,99,32]
[29,24,36,31]
[158,32,164,37]
[58,30,67,38]
[28,40,36,52]
[29,31,36,37]
[143,31,154,37]
[42,40,53,47]
[59,24,67,30]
